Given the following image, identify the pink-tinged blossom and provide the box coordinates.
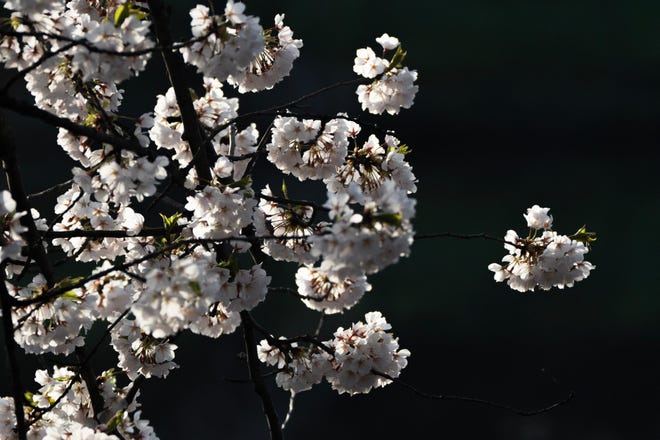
[524,204,553,230]
[489,207,595,292]
[228,14,303,93]
[376,33,400,50]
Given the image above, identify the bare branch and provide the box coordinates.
[240,311,283,440]
[0,109,55,286]
[415,231,524,249]
[0,276,27,439]
[372,370,575,417]
[0,92,144,154]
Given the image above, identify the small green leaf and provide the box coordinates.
[159,212,182,231]
[570,225,597,245]
[24,392,34,405]
[227,175,252,189]
[114,3,148,26]
[374,212,403,227]
[281,179,289,199]
[189,281,202,296]
[218,257,239,276]
[60,290,81,301]
[104,410,124,433]
[388,46,407,70]
[54,276,85,300]
[388,143,411,155]
[114,4,130,26]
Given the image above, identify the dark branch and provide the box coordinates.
[42,227,176,239]
[258,193,329,212]
[240,311,283,440]
[414,232,523,249]
[0,109,55,287]
[0,92,144,154]
[205,77,369,145]
[147,0,212,184]
[0,28,211,58]
[372,370,575,416]
[0,277,27,439]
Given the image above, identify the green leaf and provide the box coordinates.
[24,392,34,405]
[227,175,252,189]
[374,212,403,227]
[570,225,597,245]
[60,290,81,301]
[114,3,148,26]
[104,410,124,433]
[54,276,85,300]
[389,46,407,70]
[159,212,182,231]
[189,281,202,296]
[114,4,130,26]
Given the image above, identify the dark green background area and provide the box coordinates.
[2,0,660,438]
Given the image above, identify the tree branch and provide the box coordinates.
[0,109,55,287]
[147,0,212,184]
[0,92,145,154]
[0,277,27,440]
[414,231,523,249]
[240,311,283,440]
[372,370,575,416]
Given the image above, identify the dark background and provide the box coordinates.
[3,0,660,438]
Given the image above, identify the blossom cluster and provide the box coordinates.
[0,367,157,439]
[353,34,419,115]
[257,312,410,395]
[180,3,301,93]
[488,205,596,292]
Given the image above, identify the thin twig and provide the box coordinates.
[27,179,73,201]
[0,28,212,58]
[372,370,575,416]
[281,391,296,431]
[258,193,329,212]
[414,232,524,249]
[205,77,369,144]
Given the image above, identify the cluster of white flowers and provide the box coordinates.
[10,274,96,355]
[112,318,179,381]
[228,14,303,93]
[50,171,158,262]
[184,184,257,239]
[180,3,265,83]
[1,1,151,146]
[295,266,371,314]
[266,116,357,180]
[331,134,417,194]
[253,185,322,265]
[0,367,157,439]
[181,3,302,92]
[488,205,595,292]
[257,312,409,395]
[0,190,27,265]
[353,34,419,115]
[149,78,239,170]
[310,179,416,279]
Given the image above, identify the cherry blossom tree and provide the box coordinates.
[0,1,595,438]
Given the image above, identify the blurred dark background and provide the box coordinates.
[2,0,660,439]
